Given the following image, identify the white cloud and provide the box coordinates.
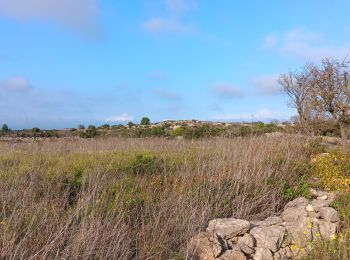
[0,0,100,35]
[213,109,286,121]
[212,84,243,99]
[141,0,194,34]
[142,17,192,33]
[263,28,350,62]
[164,0,189,13]
[262,34,277,49]
[106,113,133,122]
[154,88,182,101]
[249,75,282,95]
[0,76,32,92]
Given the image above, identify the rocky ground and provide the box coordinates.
[187,189,339,260]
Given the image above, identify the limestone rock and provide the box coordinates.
[237,233,255,248]
[217,249,247,260]
[250,220,261,228]
[275,247,291,259]
[253,247,273,260]
[228,237,239,247]
[306,204,314,212]
[309,189,336,203]
[309,188,323,197]
[255,216,283,227]
[311,218,321,241]
[289,245,301,258]
[283,246,293,258]
[187,232,226,259]
[273,252,289,260]
[319,207,339,222]
[316,219,338,240]
[250,225,286,252]
[280,231,292,248]
[188,192,339,260]
[318,195,328,200]
[308,211,320,219]
[281,207,307,222]
[207,218,251,239]
[311,199,330,210]
[239,243,255,255]
[284,197,308,209]
[284,216,312,247]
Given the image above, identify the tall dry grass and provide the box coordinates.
[0,136,311,259]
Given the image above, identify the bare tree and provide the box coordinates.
[311,58,350,148]
[279,65,314,133]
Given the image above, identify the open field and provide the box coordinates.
[0,136,316,259]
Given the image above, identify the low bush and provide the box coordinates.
[312,151,350,192]
[127,152,163,175]
[80,125,98,138]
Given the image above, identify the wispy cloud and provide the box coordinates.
[213,109,287,121]
[106,113,134,122]
[0,0,101,37]
[249,75,282,95]
[154,88,182,101]
[211,83,243,99]
[0,77,138,129]
[262,34,277,49]
[142,17,192,34]
[263,28,350,62]
[148,71,168,80]
[0,76,32,92]
[141,0,195,34]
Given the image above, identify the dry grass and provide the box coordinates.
[0,136,311,259]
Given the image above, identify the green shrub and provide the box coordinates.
[239,126,251,137]
[150,127,166,137]
[128,152,162,175]
[100,124,110,129]
[172,127,184,137]
[140,117,150,125]
[63,167,84,205]
[127,121,135,128]
[80,125,98,138]
[1,123,9,132]
[282,176,310,200]
[256,122,265,128]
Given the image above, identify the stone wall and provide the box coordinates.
[187,189,339,260]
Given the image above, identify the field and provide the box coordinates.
[0,136,348,259]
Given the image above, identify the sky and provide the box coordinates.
[1,0,350,129]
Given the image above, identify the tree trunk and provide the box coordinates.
[339,122,348,150]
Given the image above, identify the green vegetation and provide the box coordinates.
[140,117,150,125]
[0,136,310,259]
[80,124,98,138]
[1,124,9,132]
[304,147,350,259]
[1,118,350,258]
[172,126,185,137]
[127,121,135,128]
[0,118,347,140]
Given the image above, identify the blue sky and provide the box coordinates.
[1,0,350,129]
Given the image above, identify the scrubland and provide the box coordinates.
[0,136,349,259]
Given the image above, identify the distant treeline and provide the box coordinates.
[0,115,344,140]
[0,121,300,139]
